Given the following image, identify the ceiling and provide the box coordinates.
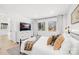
[0,4,72,19]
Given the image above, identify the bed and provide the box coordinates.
[21,32,79,55]
[31,36,60,55]
[21,36,60,55]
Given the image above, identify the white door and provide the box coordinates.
[9,19,17,42]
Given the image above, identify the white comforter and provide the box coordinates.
[31,36,60,55]
[21,36,62,55]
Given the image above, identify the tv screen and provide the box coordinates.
[20,23,31,31]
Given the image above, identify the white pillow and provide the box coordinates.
[59,33,72,54]
[60,38,72,54]
[70,37,79,55]
[61,33,79,55]
[21,37,36,54]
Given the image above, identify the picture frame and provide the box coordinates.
[20,22,31,31]
[0,23,8,29]
[38,22,45,31]
[71,5,79,24]
[48,21,56,32]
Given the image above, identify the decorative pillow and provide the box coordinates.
[47,36,52,45]
[51,35,60,46]
[24,41,33,51]
[54,34,64,50]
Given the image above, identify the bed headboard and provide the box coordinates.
[69,30,79,41]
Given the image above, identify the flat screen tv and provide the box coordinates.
[20,23,31,31]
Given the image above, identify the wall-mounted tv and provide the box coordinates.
[20,23,31,31]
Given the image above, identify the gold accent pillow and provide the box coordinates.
[47,36,52,45]
[54,34,64,50]
[24,41,33,51]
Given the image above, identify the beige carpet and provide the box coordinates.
[0,35,18,55]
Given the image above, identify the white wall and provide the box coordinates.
[67,4,79,32]
[37,18,57,36]
[0,4,73,42]
[17,18,33,42]
[0,14,10,36]
[9,16,33,42]
[33,15,64,36]
[0,12,33,42]
[62,14,68,33]
[57,15,63,34]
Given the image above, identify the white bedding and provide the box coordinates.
[31,36,60,55]
[21,34,73,55]
[21,36,60,55]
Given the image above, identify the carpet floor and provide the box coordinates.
[0,35,20,55]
